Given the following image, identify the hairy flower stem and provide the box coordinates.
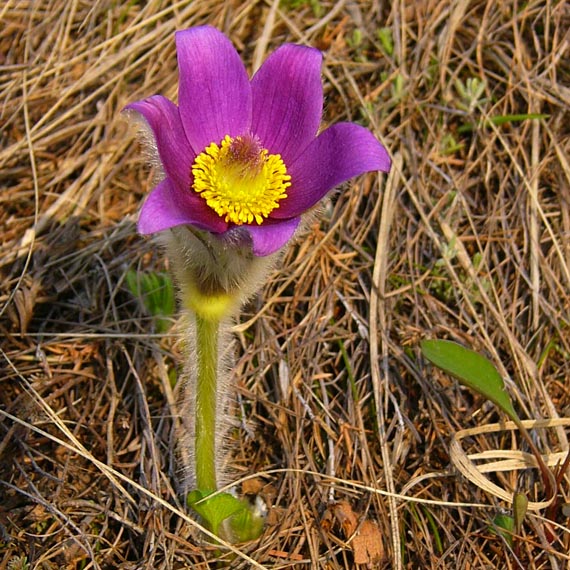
[194,313,219,493]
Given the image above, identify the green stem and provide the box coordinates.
[195,313,219,493]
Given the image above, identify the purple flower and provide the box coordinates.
[126,26,391,257]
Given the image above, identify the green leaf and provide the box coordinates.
[377,27,394,56]
[187,490,265,542]
[491,513,515,547]
[420,339,519,422]
[230,501,265,543]
[187,490,245,536]
[125,269,175,332]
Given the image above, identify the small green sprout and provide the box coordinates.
[125,269,175,333]
[440,132,464,155]
[7,557,30,570]
[491,513,515,547]
[391,73,405,102]
[455,76,487,113]
[280,0,322,17]
[348,28,363,48]
[377,27,394,56]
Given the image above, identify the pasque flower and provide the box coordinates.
[125,27,391,542]
[126,26,390,257]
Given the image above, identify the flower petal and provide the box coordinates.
[176,26,252,154]
[138,178,228,235]
[241,217,301,256]
[271,123,391,219]
[251,45,323,165]
[125,95,194,190]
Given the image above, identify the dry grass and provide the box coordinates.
[1,0,570,568]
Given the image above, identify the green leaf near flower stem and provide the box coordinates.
[187,490,264,541]
[125,269,175,332]
[188,490,243,536]
[420,339,519,422]
[229,501,265,543]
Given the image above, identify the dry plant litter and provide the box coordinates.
[1,0,570,568]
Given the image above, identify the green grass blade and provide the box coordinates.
[458,113,549,133]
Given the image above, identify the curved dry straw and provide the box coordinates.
[450,418,570,510]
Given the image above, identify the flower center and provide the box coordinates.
[191,134,291,225]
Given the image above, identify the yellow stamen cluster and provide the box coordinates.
[192,135,291,225]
